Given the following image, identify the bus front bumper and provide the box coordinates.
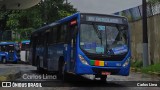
[76,63,130,76]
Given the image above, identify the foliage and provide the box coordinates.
[141,63,160,73]
[131,60,143,68]
[36,0,76,24]
[131,60,160,74]
[7,11,20,29]
[0,0,77,41]
[0,9,9,31]
[148,0,160,4]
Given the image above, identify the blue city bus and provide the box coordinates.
[29,13,131,81]
[0,42,20,63]
[20,40,30,62]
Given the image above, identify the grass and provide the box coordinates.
[0,76,7,81]
[141,63,160,74]
[131,60,143,68]
[131,60,160,75]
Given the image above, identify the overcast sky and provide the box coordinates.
[68,0,142,14]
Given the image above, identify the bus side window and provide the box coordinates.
[38,34,43,47]
[56,24,68,43]
[66,25,77,43]
[61,24,67,43]
[50,27,57,44]
[70,25,78,40]
[63,24,68,43]
[72,26,78,38]
[57,25,61,43]
[66,23,71,43]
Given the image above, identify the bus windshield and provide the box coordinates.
[1,44,14,52]
[80,23,128,56]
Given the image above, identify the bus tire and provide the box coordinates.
[2,57,7,64]
[100,75,107,82]
[37,63,43,72]
[58,58,68,81]
[58,59,64,79]
[37,57,43,72]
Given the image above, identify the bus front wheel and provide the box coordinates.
[58,59,68,81]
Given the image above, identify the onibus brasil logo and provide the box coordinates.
[2,82,42,87]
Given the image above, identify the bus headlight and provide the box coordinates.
[123,57,130,67]
[78,54,89,65]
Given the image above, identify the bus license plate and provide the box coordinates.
[102,72,111,75]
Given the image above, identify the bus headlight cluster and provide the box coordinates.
[123,57,130,67]
[78,54,89,65]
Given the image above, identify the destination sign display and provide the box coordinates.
[85,15,125,24]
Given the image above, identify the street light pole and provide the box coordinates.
[66,0,68,4]
[142,0,149,67]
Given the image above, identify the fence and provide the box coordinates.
[115,2,160,64]
[114,2,160,22]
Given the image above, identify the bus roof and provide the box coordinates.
[32,13,79,36]
[32,22,58,35]
[32,12,127,35]
[57,12,127,24]
[0,42,16,45]
[80,12,127,19]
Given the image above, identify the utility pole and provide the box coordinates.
[142,0,149,67]
[0,5,7,41]
[66,0,68,4]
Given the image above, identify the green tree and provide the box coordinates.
[148,0,160,4]
[39,0,76,24]
[1,0,76,41]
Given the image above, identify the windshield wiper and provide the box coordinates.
[92,23,103,45]
[92,23,109,55]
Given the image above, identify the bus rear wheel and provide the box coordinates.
[37,58,44,72]
[2,57,7,64]
[58,60,68,81]
[37,64,44,72]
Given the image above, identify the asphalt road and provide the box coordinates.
[0,64,159,90]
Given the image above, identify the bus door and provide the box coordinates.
[67,20,78,72]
